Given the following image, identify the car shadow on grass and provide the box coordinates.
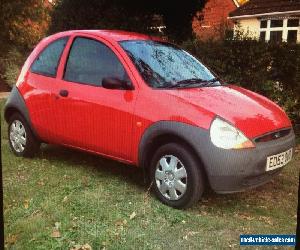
[37,143,146,190]
[34,143,298,213]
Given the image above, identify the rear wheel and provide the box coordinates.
[150,143,204,209]
[8,113,40,157]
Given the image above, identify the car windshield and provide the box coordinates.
[120,40,220,89]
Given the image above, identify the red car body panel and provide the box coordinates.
[16,30,292,166]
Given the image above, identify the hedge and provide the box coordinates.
[182,39,300,126]
[1,38,299,128]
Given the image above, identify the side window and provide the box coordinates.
[64,37,128,86]
[31,37,69,77]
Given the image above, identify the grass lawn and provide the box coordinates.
[1,99,299,249]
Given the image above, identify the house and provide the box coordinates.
[192,0,248,40]
[229,0,300,43]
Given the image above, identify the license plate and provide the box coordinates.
[266,148,293,171]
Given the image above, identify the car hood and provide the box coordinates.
[166,85,291,138]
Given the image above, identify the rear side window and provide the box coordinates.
[64,37,127,86]
[31,37,69,77]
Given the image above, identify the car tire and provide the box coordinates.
[8,113,40,157]
[150,143,204,209]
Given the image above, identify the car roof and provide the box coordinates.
[51,30,164,42]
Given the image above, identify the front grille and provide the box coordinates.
[255,128,291,143]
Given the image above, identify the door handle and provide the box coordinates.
[59,89,69,97]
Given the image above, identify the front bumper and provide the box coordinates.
[140,121,295,194]
[201,129,296,193]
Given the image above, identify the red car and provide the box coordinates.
[5,30,295,208]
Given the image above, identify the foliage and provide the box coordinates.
[0,0,52,50]
[49,0,206,42]
[152,0,207,42]
[0,0,52,89]
[182,38,300,124]
[0,48,27,88]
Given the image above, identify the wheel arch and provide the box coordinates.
[4,106,22,122]
[138,121,210,184]
[4,86,40,140]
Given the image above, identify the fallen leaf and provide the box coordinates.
[71,221,78,229]
[51,222,61,238]
[6,234,17,245]
[115,219,126,227]
[102,241,107,246]
[51,229,61,238]
[70,243,92,250]
[129,212,136,220]
[24,199,30,209]
[30,210,40,217]
[187,231,200,236]
[234,212,254,221]
[37,180,45,186]
[55,222,61,229]
[258,205,267,209]
[259,216,273,225]
[81,176,89,187]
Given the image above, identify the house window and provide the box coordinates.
[270,31,283,42]
[270,19,283,28]
[260,20,267,28]
[287,30,298,43]
[259,31,266,41]
[259,18,299,43]
[287,19,299,27]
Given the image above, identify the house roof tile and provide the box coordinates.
[229,0,300,17]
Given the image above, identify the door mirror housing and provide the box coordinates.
[102,77,133,90]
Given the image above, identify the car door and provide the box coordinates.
[54,35,138,162]
[23,36,69,143]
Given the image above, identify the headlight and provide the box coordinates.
[210,117,255,149]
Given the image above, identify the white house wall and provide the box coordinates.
[233,15,300,42]
[235,18,260,38]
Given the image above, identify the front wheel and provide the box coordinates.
[150,143,205,209]
[8,113,40,157]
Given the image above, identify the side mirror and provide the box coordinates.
[102,77,132,90]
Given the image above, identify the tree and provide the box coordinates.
[0,0,52,50]
[153,0,206,42]
[49,0,206,42]
[0,0,52,89]
[49,0,155,35]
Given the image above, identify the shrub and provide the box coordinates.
[0,47,26,88]
[182,39,300,125]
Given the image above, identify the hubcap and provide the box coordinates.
[10,120,26,153]
[155,155,187,201]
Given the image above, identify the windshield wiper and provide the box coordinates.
[177,78,219,86]
[167,77,220,89]
[155,77,220,89]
